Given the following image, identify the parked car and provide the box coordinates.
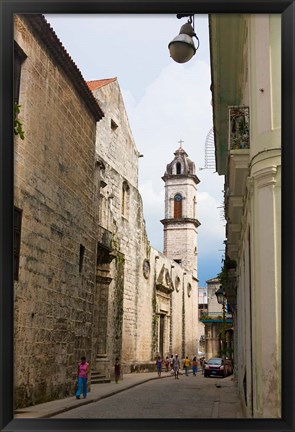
[204,357,233,378]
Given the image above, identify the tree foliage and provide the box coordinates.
[14,103,25,140]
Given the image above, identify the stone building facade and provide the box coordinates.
[13,14,104,408]
[13,14,200,409]
[88,78,199,376]
[210,13,281,417]
[206,277,222,314]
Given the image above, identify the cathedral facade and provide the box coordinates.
[88,78,200,376]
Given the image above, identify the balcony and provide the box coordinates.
[97,225,115,264]
[227,106,250,197]
[224,268,238,313]
[200,311,232,324]
[227,150,250,196]
[224,106,250,260]
[228,106,249,150]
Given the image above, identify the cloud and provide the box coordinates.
[198,191,225,247]
[139,180,165,225]
[122,60,213,187]
[45,13,224,286]
[122,60,225,285]
[138,181,165,251]
[45,14,211,102]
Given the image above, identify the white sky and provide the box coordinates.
[45,14,225,286]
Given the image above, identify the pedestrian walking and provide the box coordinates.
[200,357,206,375]
[192,356,198,376]
[156,356,163,377]
[183,356,191,376]
[173,354,180,379]
[170,354,174,372]
[114,357,121,383]
[164,356,170,372]
[75,356,90,399]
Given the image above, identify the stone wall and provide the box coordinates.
[88,79,151,374]
[14,15,100,408]
[91,80,199,373]
[89,79,139,188]
[163,221,198,274]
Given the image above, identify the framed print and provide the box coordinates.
[1,1,294,431]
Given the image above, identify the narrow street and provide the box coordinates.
[51,372,243,419]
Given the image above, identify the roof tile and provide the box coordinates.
[87,78,117,91]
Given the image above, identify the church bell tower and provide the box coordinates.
[161,145,200,278]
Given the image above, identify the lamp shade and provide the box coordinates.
[168,34,196,63]
[215,286,225,304]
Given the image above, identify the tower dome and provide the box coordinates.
[163,146,199,183]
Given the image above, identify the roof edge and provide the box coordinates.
[87,78,117,91]
[20,14,104,122]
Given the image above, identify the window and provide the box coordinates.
[122,188,125,215]
[121,181,130,218]
[111,119,118,131]
[14,206,22,281]
[175,276,181,292]
[176,162,181,174]
[14,42,26,103]
[79,244,85,272]
[174,193,182,218]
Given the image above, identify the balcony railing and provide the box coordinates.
[229,106,250,150]
[200,311,232,323]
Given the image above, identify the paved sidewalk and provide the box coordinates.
[14,372,173,419]
[14,371,244,419]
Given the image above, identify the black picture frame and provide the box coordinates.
[1,1,294,431]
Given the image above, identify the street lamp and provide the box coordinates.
[215,286,226,357]
[168,14,200,63]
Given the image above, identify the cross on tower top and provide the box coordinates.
[178,139,184,148]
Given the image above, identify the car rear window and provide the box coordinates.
[208,358,222,365]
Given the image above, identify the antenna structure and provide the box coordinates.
[199,127,216,171]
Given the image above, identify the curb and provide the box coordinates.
[44,374,174,418]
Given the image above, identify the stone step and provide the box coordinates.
[91,377,111,384]
[91,371,111,384]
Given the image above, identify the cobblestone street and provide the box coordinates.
[47,371,244,419]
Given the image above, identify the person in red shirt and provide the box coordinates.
[76,356,90,399]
